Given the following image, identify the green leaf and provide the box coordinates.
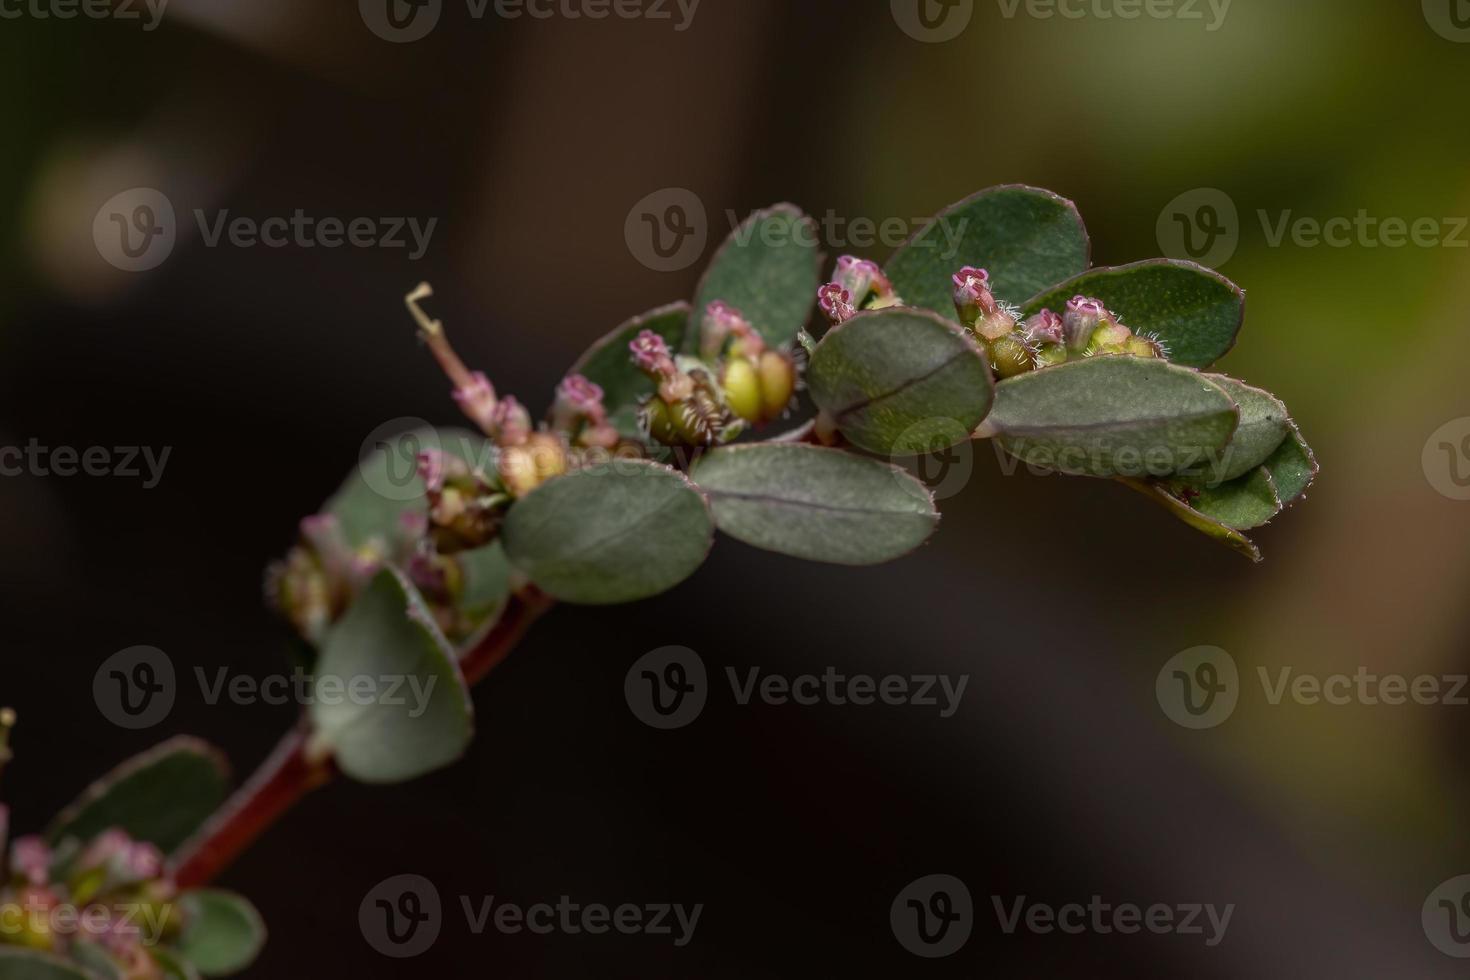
[326,427,510,646]
[0,950,95,980]
[691,444,939,565]
[566,302,688,437]
[174,890,266,977]
[1189,467,1283,530]
[309,568,473,784]
[806,308,994,456]
[503,461,713,604]
[885,185,1090,315]
[985,358,1238,479]
[1120,478,1262,562]
[47,738,229,856]
[1204,376,1290,483]
[688,204,822,348]
[67,945,122,980]
[1263,419,1318,504]
[1022,260,1244,369]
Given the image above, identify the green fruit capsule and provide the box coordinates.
[757,351,796,421]
[641,397,681,446]
[722,357,763,425]
[986,335,1034,379]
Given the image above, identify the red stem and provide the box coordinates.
[169,590,554,889]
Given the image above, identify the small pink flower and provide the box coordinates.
[630,330,675,376]
[952,267,996,320]
[1023,309,1065,346]
[492,396,532,447]
[554,374,607,427]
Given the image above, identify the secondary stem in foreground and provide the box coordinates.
[170,590,554,889]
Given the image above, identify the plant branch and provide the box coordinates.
[169,589,555,890]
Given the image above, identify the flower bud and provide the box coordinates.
[1022,309,1065,347]
[831,255,893,309]
[700,301,748,361]
[951,266,995,325]
[551,374,607,433]
[1063,296,1106,351]
[719,304,766,360]
[630,329,677,379]
[817,283,856,326]
[498,432,569,498]
[10,836,51,888]
[721,356,763,424]
[758,350,797,420]
[492,395,532,448]
[986,334,1035,379]
[450,372,498,434]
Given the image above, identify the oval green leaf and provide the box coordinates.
[47,738,229,856]
[174,890,266,977]
[502,461,713,604]
[806,308,994,456]
[309,568,473,784]
[885,185,1090,315]
[985,358,1238,479]
[1188,467,1283,530]
[1205,376,1291,483]
[691,444,939,565]
[0,950,95,980]
[688,204,821,348]
[1022,259,1244,369]
[566,302,688,437]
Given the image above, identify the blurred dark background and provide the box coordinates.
[5,0,1470,976]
